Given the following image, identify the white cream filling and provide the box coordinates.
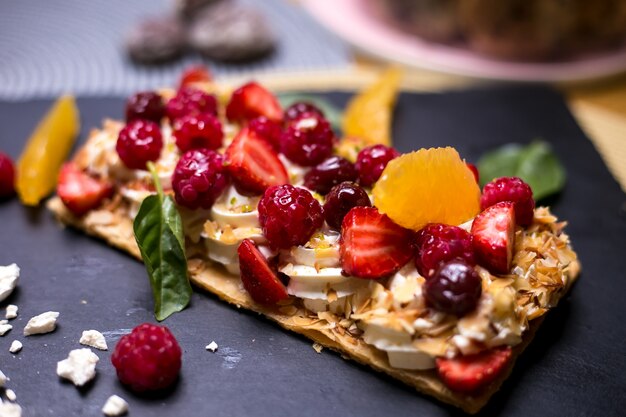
[363,322,435,370]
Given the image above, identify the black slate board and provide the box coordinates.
[0,87,625,417]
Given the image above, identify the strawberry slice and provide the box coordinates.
[238,239,288,305]
[225,127,288,195]
[226,82,283,124]
[471,201,516,274]
[57,163,113,216]
[436,347,513,393]
[179,65,212,88]
[340,207,414,279]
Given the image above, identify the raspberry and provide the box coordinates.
[172,148,229,209]
[323,182,371,230]
[0,152,16,199]
[165,87,218,122]
[303,156,358,195]
[415,223,474,278]
[111,323,182,392]
[284,101,324,122]
[173,113,223,152]
[248,116,282,151]
[258,184,324,249]
[355,144,400,187]
[280,113,334,167]
[481,176,535,226]
[116,119,163,170]
[125,91,165,123]
[423,259,482,317]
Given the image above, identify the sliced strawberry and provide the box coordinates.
[225,127,288,195]
[179,65,213,88]
[340,207,414,279]
[471,201,516,274]
[57,163,113,216]
[238,239,288,305]
[436,347,513,393]
[226,82,283,124]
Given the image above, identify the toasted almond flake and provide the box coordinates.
[312,343,323,353]
[278,305,298,316]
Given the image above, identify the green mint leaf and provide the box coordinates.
[277,93,343,132]
[133,163,192,321]
[477,141,566,201]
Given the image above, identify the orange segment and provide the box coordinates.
[342,67,402,147]
[17,95,80,205]
[372,147,481,231]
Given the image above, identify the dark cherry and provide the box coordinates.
[323,182,371,230]
[304,156,358,195]
[125,91,165,123]
[284,101,325,123]
[423,259,482,317]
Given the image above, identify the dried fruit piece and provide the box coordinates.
[343,67,402,146]
[436,347,512,393]
[17,95,79,206]
[57,163,113,216]
[340,207,413,279]
[238,239,288,304]
[471,201,516,274]
[225,127,288,195]
[373,147,481,231]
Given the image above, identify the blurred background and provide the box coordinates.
[1,0,625,186]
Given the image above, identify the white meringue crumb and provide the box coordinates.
[56,348,99,386]
[205,341,218,352]
[24,311,59,336]
[102,395,129,416]
[9,340,22,354]
[5,305,17,320]
[0,264,19,303]
[79,330,108,350]
[5,389,16,402]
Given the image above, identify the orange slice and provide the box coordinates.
[342,67,402,147]
[372,147,481,230]
[17,95,80,205]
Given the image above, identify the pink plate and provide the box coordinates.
[302,0,626,82]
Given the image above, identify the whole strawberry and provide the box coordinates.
[111,323,182,392]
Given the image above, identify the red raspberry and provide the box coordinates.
[173,113,223,152]
[355,144,400,187]
[248,116,282,151]
[303,156,358,195]
[125,91,165,123]
[111,323,182,392]
[415,223,475,278]
[0,152,16,198]
[258,184,324,249]
[172,148,229,209]
[165,87,218,122]
[284,101,324,122]
[280,113,334,167]
[481,176,535,226]
[116,119,163,170]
